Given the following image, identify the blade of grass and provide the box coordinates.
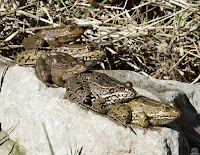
[43,123,55,155]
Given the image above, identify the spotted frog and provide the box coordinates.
[65,72,137,114]
[107,96,181,128]
[22,23,84,49]
[35,52,87,87]
[16,42,106,68]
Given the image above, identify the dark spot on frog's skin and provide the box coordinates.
[119,87,125,90]
[76,81,81,84]
[69,94,72,97]
[117,94,121,97]
[96,94,100,97]
[66,88,70,91]
[139,104,144,107]
[75,87,84,93]
[109,88,115,93]
[123,115,127,118]
[95,75,101,80]
[143,100,147,103]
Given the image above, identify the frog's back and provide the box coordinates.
[79,72,137,104]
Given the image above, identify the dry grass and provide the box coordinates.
[0,0,200,84]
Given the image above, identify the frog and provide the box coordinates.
[65,72,137,114]
[15,42,106,68]
[35,52,87,87]
[22,23,85,49]
[107,96,181,128]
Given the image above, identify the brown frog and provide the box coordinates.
[35,53,87,87]
[16,42,106,68]
[65,72,137,114]
[22,23,84,49]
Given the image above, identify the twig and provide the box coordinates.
[16,10,59,27]
[1,3,36,17]
[0,66,8,92]
[191,74,200,84]
[168,50,190,73]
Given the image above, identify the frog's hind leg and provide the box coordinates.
[64,76,91,106]
[35,57,51,82]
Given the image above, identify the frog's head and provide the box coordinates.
[148,102,181,126]
[62,59,87,80]
[59,23,85,43]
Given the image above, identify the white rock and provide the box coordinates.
[0,65,198,154]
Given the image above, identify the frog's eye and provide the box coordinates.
[67,25,74,30]
[162,104,171,112]
[125,81,133,89]
[70,61,76,67]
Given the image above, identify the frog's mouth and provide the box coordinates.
[58,34,83,43]
[149,114,180,125]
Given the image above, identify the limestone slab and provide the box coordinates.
[0,65,199,154]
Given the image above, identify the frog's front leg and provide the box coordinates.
[46,37,61,47]
[35,57,51,82]
[91,98,108,114]
[52,76,65,87]
[133,112,150,128]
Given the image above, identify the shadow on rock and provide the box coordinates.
[174,93,200,152]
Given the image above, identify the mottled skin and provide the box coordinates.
[22,23,84,49]
[35,53,87,87]
[107,103,132,124]
[16,42,106,68]
[65,72,137,114]
[107,96,181,128]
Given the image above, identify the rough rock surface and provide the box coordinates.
[0,65,199,154]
